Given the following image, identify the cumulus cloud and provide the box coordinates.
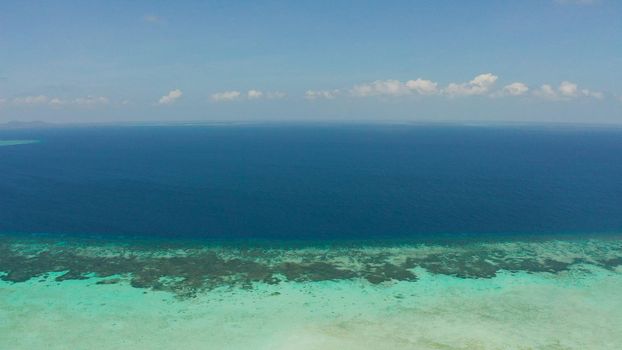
[308,74,607,101]
[582,89,604,99]
[49,98,64,106]
[349,78,440,98]
[306,73,609,102]
[158,89,182,105]
[534,84,558,100]
[444,73,498,97]
[559,81,579,97]
[247,90,263,99]
[13,95,49,105]
[10,95,110,107]
[246,90,286,100]
[405,79,439,95]
[351,80,410,97]
[265,91,286,99]
[534,81,603,100]
[73,96,110,106]
[212,90,285,102]
[305,90,341,100]
[502,82,529,96]
[211,91,241,102]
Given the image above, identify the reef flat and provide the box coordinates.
[0,140,39,147]
[1,236,621,349]
[2,236,621,297]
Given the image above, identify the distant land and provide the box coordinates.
[3,120,622,130]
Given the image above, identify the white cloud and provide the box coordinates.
[559,81,579,97]
[305,73,609,102]
[444,73,498,96]
[10,95,110,107]
[73,96,110,106]
[0,98,6,106]
[247,90,263,99]
[534,81,603,100]
[247,90,286,100]
[13,95,49,105]
[310,74,606,102]
[49,98,65,106]
[405,79,439,95]
[351,80,410,97]
[344,73,604,100]
[502,82,529,96]
[350,84,373,97]
[585,90,604,99]
[266,91,286,99]
[158,89,182,105]
[305,89,340,100]
[212,90,285,102]
[211,91,241,102]
[534,84,558,100]
[350,78,442,98]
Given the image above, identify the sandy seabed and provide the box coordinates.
[1,237,621,350]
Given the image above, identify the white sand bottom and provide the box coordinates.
[1,264,621,350]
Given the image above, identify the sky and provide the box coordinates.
[0,0,621,124]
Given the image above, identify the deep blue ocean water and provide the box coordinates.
[1,124,621,242]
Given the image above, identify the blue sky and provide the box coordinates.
[0,0,621,123]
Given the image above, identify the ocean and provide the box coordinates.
[1,124,621,349]
[1,124,621,241]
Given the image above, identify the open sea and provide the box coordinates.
[1,124,621,349]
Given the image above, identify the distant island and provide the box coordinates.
[0,140,40,147]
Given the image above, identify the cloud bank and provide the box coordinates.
[533,81,603,100]
[7,95,110,107]
[305,90,341,100]
[307,74,604,102]
[349,78,439,97]
[211,90,286,102]
[2,76,608,112]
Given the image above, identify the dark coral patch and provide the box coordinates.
[279,262,357,282]
[1,238,620,298]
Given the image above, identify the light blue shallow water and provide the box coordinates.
[1,236,621,349]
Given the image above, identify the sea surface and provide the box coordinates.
[1,124,622,241]
[1,124,621,349]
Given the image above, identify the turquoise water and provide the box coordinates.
[1,236,621,349]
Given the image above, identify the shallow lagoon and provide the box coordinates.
[1,235,621,349]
